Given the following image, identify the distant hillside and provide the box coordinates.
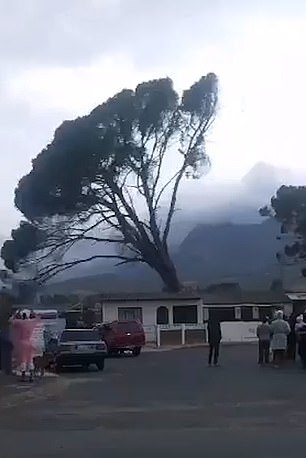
[174,218,280,288]
[42,218,281,294]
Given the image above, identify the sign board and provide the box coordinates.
[31,321,45,355]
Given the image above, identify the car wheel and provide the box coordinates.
[97,359,105,371]
[132,347,141,357]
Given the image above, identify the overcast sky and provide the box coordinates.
[1,0,306,236]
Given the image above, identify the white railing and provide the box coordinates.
[157,323,207,347]
[143,325,157,343]
[155,322,261,346]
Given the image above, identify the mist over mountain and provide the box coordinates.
[36,161,306,294]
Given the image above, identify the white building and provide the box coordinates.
[83,290,291,346]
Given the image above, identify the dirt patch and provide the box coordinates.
[0,374,70,410]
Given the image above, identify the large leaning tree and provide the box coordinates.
[260,185,306,277]
[1,73,218,292]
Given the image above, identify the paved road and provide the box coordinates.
[1,346,306,457]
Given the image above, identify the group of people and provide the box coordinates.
[0,309,52,381]
[0,308,62,381]
[257,310,306,368]
[9,309,44,381]
[207,310,306,368]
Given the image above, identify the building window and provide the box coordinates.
[156,306,169,325]
[241,307,253,321]
[173,305,197,324]
[258,306,273,321]
[209,307,235,322]
[118,307,143,322]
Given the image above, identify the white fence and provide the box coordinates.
[143,325,157,343]
[157,324,207,347]
[144,322,261,347]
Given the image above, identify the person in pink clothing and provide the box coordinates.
[11,311,39,381]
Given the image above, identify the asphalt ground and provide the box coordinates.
[1,345,306,458]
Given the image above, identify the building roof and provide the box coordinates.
[286,293,306,301]
[203,290,290,305]
[85,291,202,304]
[84,290,290,305]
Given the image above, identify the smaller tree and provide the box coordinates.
[1,218,70,287]
[260,185,306,276]
[1,221,46,273]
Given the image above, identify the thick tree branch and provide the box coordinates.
[162,165,186,244]
[36,254,143,283]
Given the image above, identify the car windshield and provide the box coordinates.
[60,330,100,342]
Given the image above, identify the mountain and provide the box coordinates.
[43,218,280,294]
[175,218,280,289]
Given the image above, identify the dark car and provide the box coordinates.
[55,328,107,371]
[99,320,146,356]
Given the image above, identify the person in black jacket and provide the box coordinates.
[296,312,306,369]
[287,312,298,361]
[207,318,222,366]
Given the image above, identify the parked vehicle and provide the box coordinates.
[99,320,145,356]
[55,328,107,371]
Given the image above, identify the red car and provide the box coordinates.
[99,320,145,356]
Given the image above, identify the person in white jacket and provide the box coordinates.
[270,310,290,367]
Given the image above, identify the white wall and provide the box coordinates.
[102,299,202,325]
[221,321,261,343]
[103,303,118,322]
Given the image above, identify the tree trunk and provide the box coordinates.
[151,253,181,292]
[139,235,181,292]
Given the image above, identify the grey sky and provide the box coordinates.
[1,0,306,237]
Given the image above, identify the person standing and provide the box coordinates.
[270,310,290,367]
[256,317,271,365]
[296,312,306,369]
[207,318,222,366]
[11,310,37,382]
[287,312,299,361]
